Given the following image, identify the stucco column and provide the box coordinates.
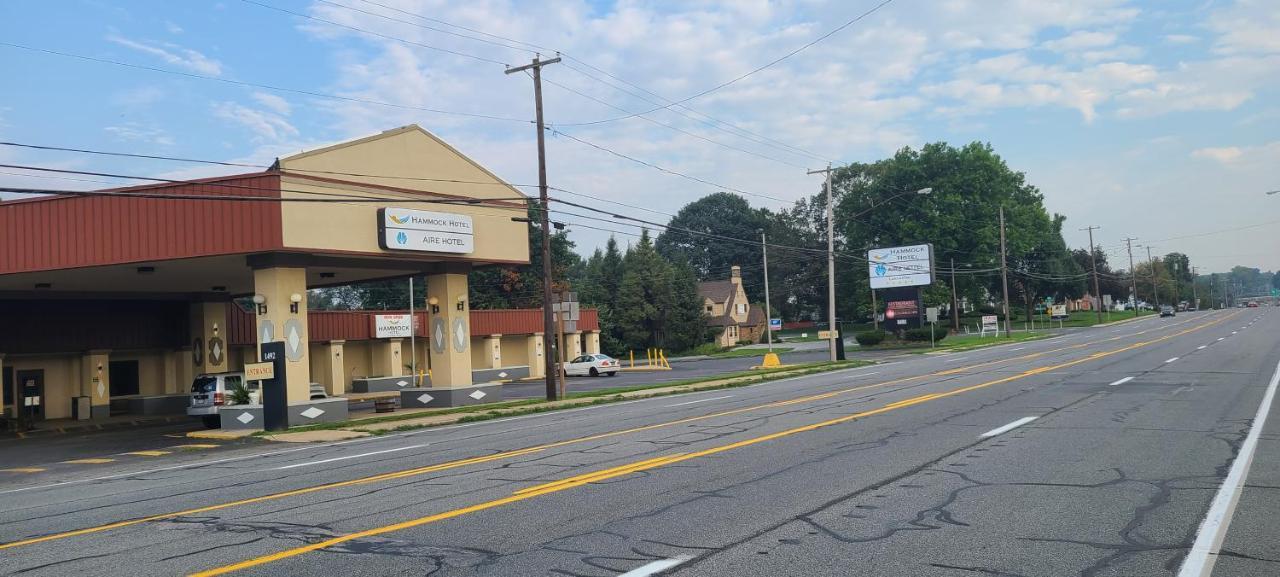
[526,334,545,378]
[372,338,404,377]
[189,301,230,375]
[253,266,311,403]
[81,350,111,419]
[567,332,583,360]
[484,335,502,369]
[176,346,195,392]
[162,351,178,395]
[585,331,601,355]
[426,268,473,388]
[323,341,346,395]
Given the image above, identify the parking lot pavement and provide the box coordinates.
[0,420,264,481]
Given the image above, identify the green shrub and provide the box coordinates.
[228,381,252,405]
[903,327,948,342]
[854,330,887,346]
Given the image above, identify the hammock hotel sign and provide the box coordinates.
[868,244,935,329]
[378,207,475,254]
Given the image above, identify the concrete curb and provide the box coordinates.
[186,429,256,440]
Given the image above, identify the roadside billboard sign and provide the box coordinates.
[769,318,782,330]
[867,244,934,289]
[1050,305,1068,319]
[981,315,999,336]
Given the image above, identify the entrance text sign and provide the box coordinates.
[378,208,474,254]
[244,362,275,382]
[867,244,934,289]
[374,314,414,338]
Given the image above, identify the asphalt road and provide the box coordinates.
[1,309,1276,576]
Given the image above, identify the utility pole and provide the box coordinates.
[761,230,773,351]
[1080,226,1103,324]
[1146,245,1160,308]
[1124,237,1139,316]
[808,164,838,361]
[999,206,1012,337]
[1191,266,1199,310]
[506,54,561,400]
[950,257,960,331]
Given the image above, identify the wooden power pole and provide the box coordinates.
[999,206,1012,337]
[1080,225,1103,324]
[506,54,561,401]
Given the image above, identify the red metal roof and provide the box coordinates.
[227,307,599,346]
[0,173,283,274]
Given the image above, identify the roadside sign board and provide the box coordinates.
[926,307,939,323]
[1103,294,1112,307]
[867,244,934,289]
[1050,305,1068,319]
[981,315,999,336]
[817,330,836,339]
[374,314,414,338]
[769,318,782,330]
[244,362,275,382]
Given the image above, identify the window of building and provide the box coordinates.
[108,360,140,397]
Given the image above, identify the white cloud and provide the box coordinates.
[212,101,298,142]
[105,34,223,76]
[1191,146,1244,163]
[165,21,184,35]
[1042,30,1117,52]
[251,92,292,116]
[1207,0,1280,55]
[103,123,175,146]
[1164,34,1199,44]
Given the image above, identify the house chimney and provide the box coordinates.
[730,265,741,284]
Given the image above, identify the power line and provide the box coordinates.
[239,0,511,66]
[566,0,897,126]
[0,42,530,123]
[319,0,833,163]
[547,126,791,204]
[0,141,540,189]
[541,76,809,170]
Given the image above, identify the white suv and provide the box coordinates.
[187,372,258,428]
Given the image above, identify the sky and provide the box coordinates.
[0,0,1277,275]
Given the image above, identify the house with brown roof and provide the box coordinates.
[698,265,767,347]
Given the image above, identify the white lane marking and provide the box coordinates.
[273,444,427,470]
[1218,337,1226,341]
[1010,347,1025,351]
[943,356,971,363]
[1232,331,1238,335]
[1108,376,1135,386]
[618,557,694,577]
[1197,345,1207,350]
[1176,356,1280,577]
[0,362,884,495]
[1166,357,1179,363]
[666,395,734,407]
[979,416,1039,438]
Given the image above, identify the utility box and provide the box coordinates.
[71,396,91,421]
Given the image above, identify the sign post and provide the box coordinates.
[258,341,287,432]
[980,315,999,337]
[926,307,939,347]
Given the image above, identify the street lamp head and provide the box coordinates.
[1266,190,1280,195]
[916,188,933,195]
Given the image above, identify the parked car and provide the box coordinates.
[187,372,258,428]
[1159,305,1176,317]
[564,354,620,377]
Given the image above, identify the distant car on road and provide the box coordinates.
[1248,301,1260,308]
[564,354,620,377]
[1160,305,1176,317]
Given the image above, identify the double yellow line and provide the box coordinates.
[189,311,1239,576]
[0,311,1223,558]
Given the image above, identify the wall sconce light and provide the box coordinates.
[428,296,440,314]
[456,295,466,311]
[252,294,267,315]
[212,323,219,336]
[289,293,302,314]
[136,266,156,274]
[34,282,52,289]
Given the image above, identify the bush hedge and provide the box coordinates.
[903,327,948,342]
[854,330,887,346]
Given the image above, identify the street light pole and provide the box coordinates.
[761,230,773,351]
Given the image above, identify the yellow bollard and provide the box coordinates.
[760,352,782,368]
[629,350,634,368]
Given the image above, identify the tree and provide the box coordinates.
[656,192,769,301]
[614,230,707,351]
[470,200,580,309]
